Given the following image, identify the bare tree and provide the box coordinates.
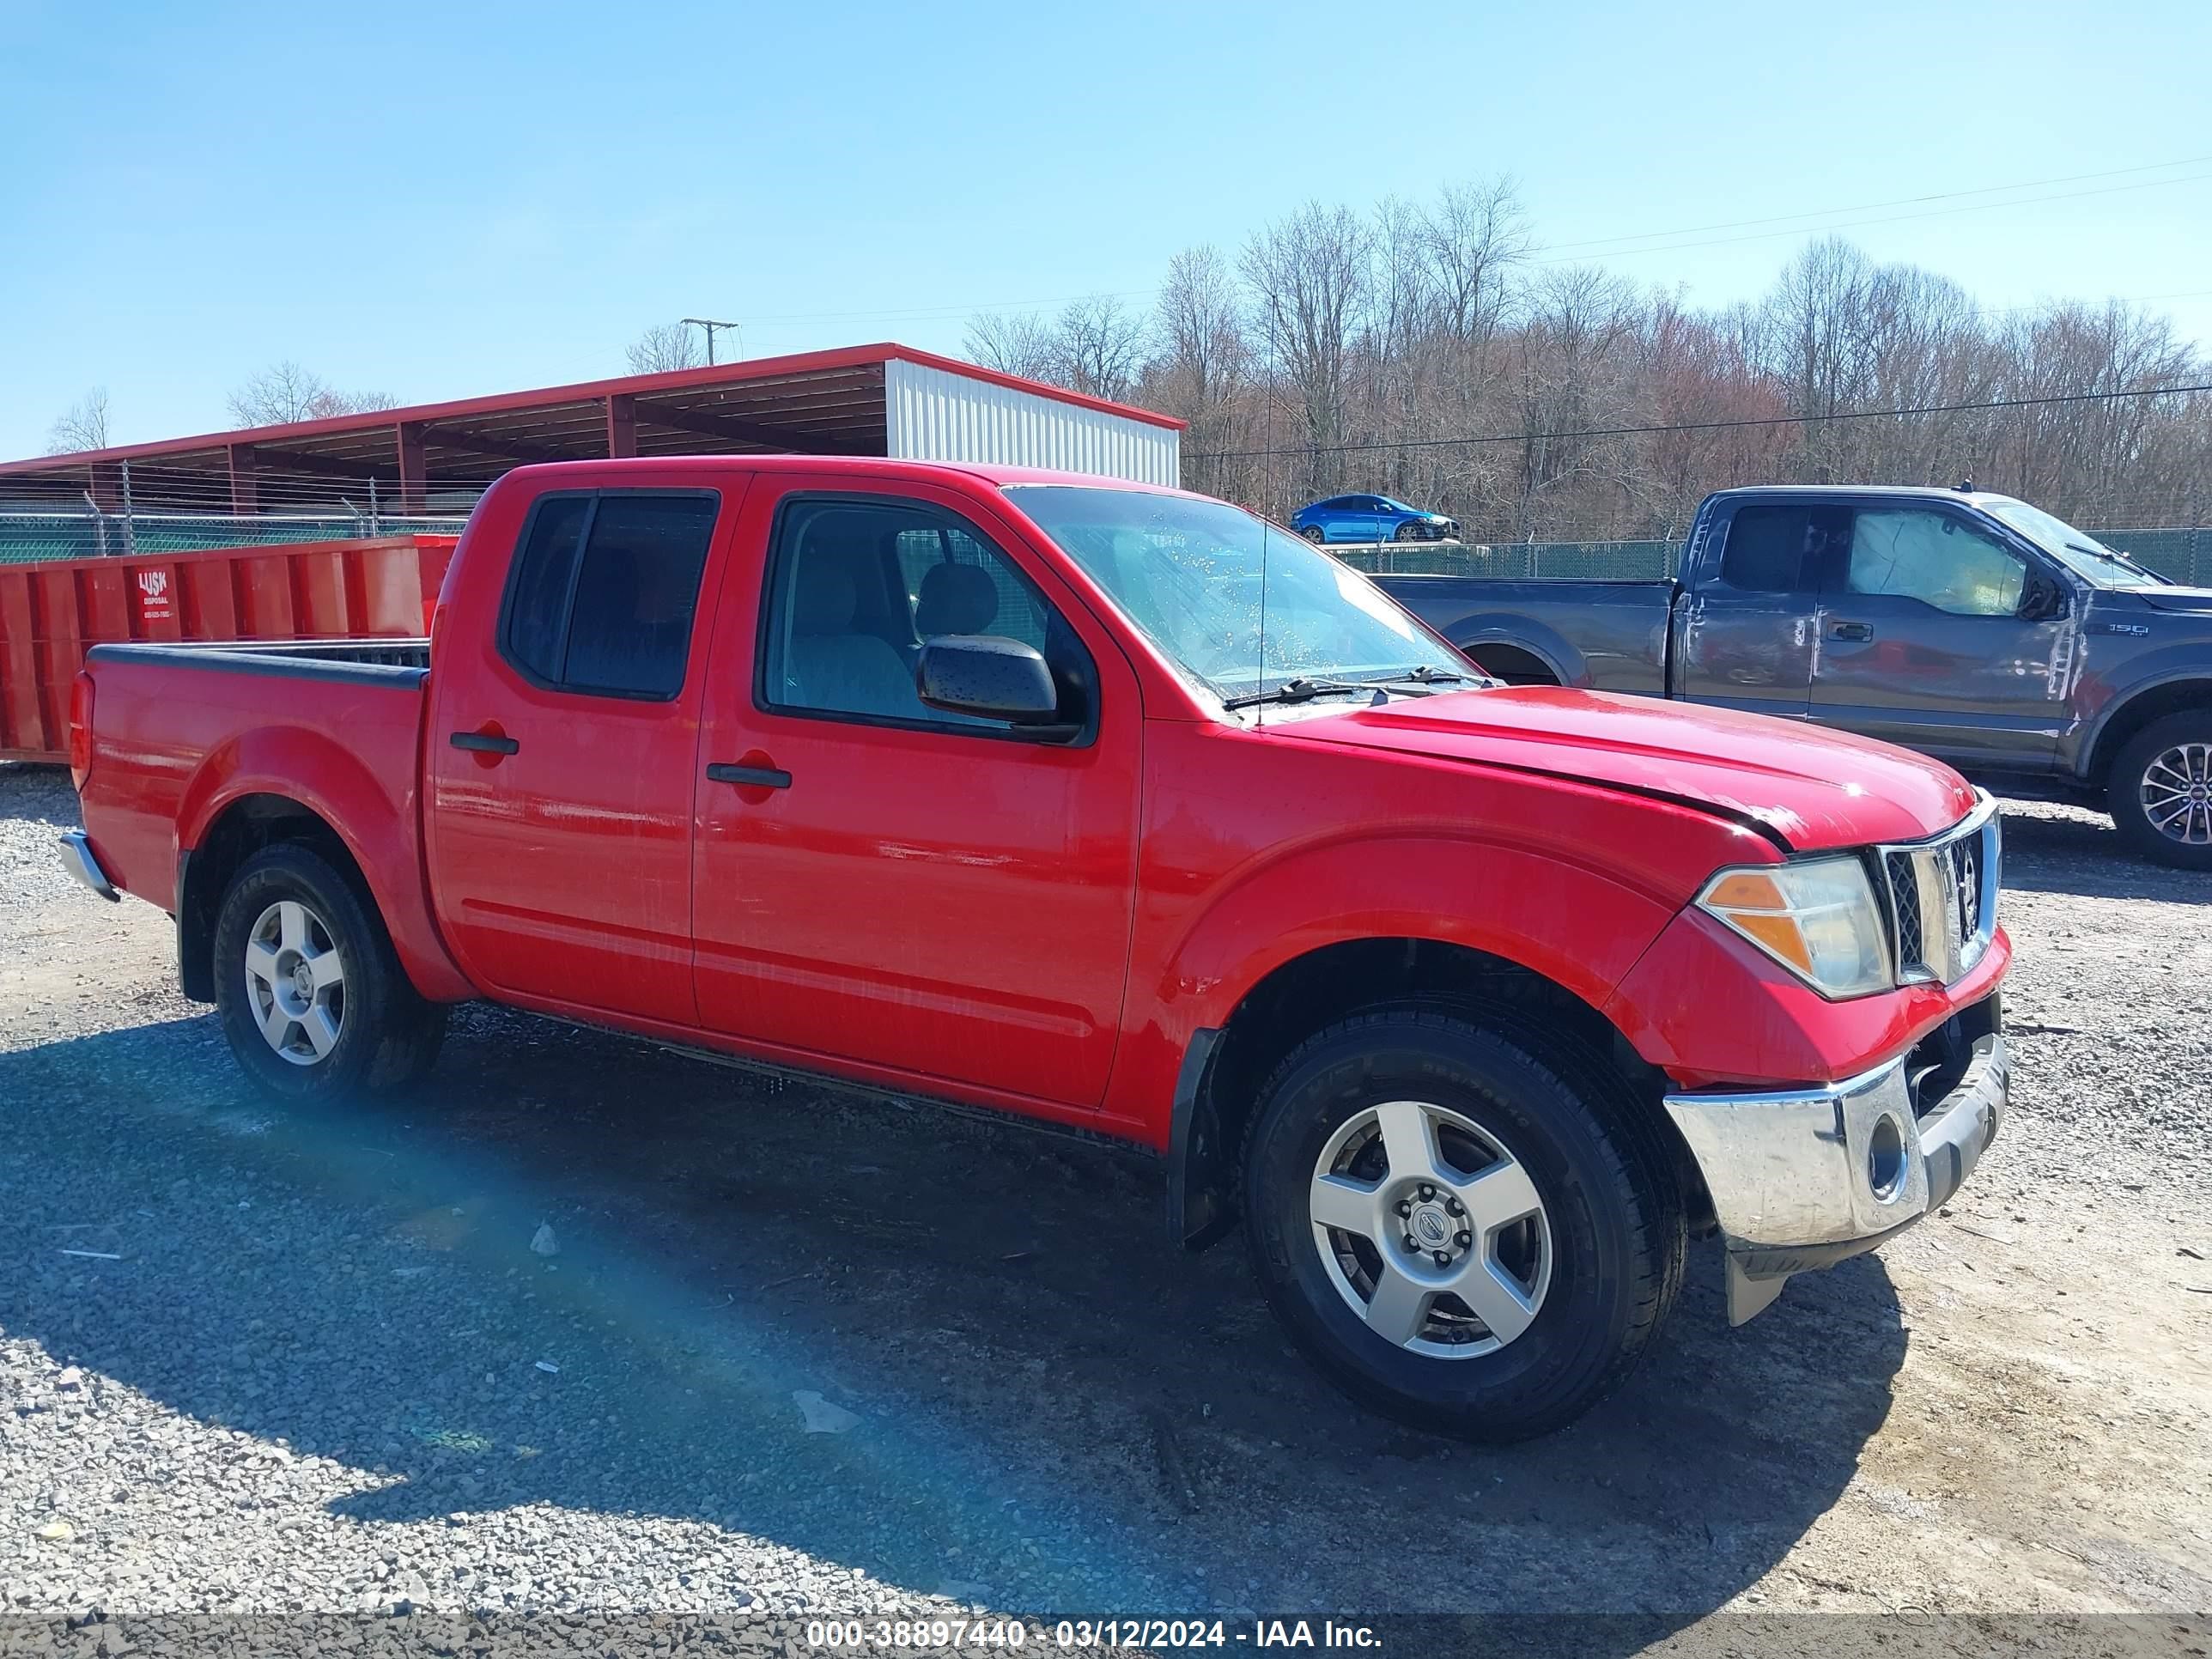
[47,388,112,453]
[1150,246,1250,495]
[1423,177,1529,347]
[626,322,704,374]
[227,362,398,427]
[1051,294,1149,401]
[963,311,1061,382]
[1241,202,1374,502]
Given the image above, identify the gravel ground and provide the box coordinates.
[1,762,2207,1650]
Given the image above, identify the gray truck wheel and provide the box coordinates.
[2109,713,2212,870]
[212,843,447,1101]
[1241,1010,1685,1442]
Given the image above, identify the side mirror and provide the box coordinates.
[2019,576,2069,623]
[917,635,1065,727]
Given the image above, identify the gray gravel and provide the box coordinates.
[3,763,2208,1641]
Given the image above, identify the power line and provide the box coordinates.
[1539,154,2212,256]
[1534,171,2212,264]
[1187,381,2212,462]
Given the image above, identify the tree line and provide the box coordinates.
[966,181,2212,542]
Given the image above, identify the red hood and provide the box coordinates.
[1276,687,1978,851]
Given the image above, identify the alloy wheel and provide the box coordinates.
[1308,1099,1553,1358]
[243,899,347,1066]
[2141,742,2212,846]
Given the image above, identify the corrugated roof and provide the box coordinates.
[3,343,1183,511]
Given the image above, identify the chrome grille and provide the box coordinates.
[1882,849,1923,966]
[1877,796,2000,986]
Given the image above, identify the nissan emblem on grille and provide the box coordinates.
[1954,845,1978,947]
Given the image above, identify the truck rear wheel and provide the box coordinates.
[2109,712,2212,869]
[212,843,447,1102]
[1241,1011,1684,1442]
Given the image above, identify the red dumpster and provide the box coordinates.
[0,533,455,765]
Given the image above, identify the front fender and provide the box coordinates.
[2069,658,2212,779]
[178,726,471,1002]
[1103,829,1682,1147]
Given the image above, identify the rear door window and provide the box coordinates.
[501,490,719,699]
[1714,504,1840,592]
[504,495,592,684]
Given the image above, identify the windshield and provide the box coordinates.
[1984,500,2168,587]
[1006,484,1473,704]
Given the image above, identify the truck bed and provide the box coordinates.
[1373,575,1674,694]
[76,639,432,917]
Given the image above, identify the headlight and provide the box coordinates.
[1696,855,1893,999]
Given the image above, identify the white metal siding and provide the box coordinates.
[883,357,1181,485]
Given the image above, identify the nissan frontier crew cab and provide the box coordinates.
[61,458,2010,1441]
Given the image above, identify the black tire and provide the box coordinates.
[211,842,448,1102]
[1300,525,1327,544]
[1393,521,1419,542]
[1242,1010,1685,1442]
[2108,712,2212,869]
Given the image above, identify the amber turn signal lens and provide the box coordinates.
[1694,854,1892,1000]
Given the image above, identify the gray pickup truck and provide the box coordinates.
[1376,485,2212,867]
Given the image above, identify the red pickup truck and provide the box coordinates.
[61,457,2010,1440]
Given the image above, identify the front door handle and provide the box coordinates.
[707,763,792,789]
[1827,621,1875,641]
[450,731,520,756]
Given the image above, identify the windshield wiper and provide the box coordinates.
[1373,665,1472,686]
[1222,678,1389,712]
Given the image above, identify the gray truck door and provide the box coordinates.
[1809,503,2071,772]
[1672,501,1832,719]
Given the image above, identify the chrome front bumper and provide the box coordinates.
[58,830,120,902]
[1663,1029,2007,1323]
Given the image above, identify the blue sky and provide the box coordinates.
[3,0,2209,458]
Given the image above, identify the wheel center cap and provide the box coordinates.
[291,962,315,1000]
[1410,1202,1455,1250]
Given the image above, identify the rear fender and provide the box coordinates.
[176,726,471,1002]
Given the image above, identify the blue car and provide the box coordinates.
[1291,493,1461,544]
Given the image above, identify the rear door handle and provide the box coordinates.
[1827,621,1875,641]
[450,731,520,755]
[707,763,792,789]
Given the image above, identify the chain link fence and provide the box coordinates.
[1333,527,2209,586]
[0,512,472,566]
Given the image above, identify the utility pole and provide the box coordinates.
[681,318,743,367]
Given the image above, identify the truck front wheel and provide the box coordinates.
[2108,712,2212,869]
[1242,1011,1684,1441]
[211,843,447,1102]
